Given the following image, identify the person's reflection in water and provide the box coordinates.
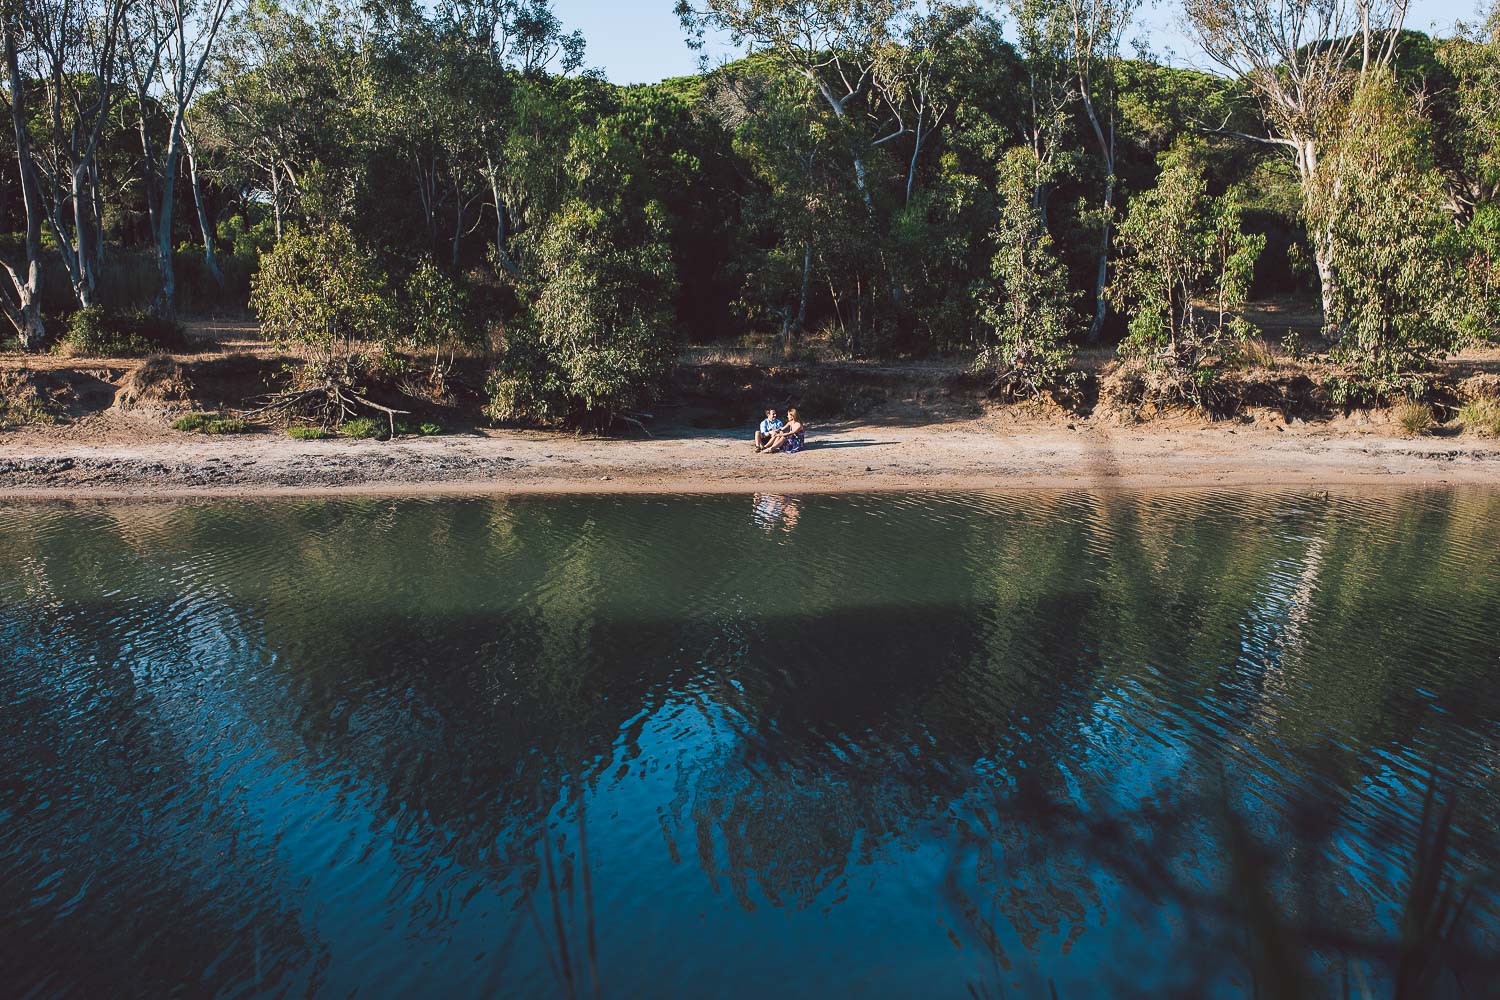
[752,493,802,533]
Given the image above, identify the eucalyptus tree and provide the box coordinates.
[1432,3,1500,336]
[1435,8,1498,222]
[1111,140,1262,369]
[433,0,584,273]
[202,0,378,241]
[712,65,825,342]
[1,6,46,347]
[1309,73,1468,392]
[679,0,991,349]
[122,0,240,314]
[1183,0,1411,332]
[10,0,128,310]
[978,145,1078,399]
[1065,0,1137,342]
[677,0,914,211]
[376,26,486,264]
[874,1,983,206]
[1007,0,1076,226]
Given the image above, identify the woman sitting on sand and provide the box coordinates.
[763,408,805,454]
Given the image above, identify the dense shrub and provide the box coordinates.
[1313,75,1471,395]
[486,200,678,428]
[485,96,681,430]
[251,225,392,357]
[57,307,186,357]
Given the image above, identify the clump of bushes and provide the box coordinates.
[1394,400,1436,436]
[57,307,185,358]
[1459,396,1500,437]
[484,110,680,431]
[172,411,250,434]
[1111,141,1264,413]
[0,371,55,429]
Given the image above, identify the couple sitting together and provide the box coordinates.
[753,408,806,454]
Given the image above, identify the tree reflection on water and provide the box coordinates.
[0,490,1498,996]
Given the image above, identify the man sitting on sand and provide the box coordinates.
[754,408,783,452]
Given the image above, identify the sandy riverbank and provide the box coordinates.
[2,409,1498,499]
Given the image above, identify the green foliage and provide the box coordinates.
[14,0,1493,376]
[339,416,387,440]
[390,418,446,436]
[489,200,678,426]
[1313,74,1471,394]
[398,260,474,381]
[488,94,682,428]
[58,308,187,358]
[172,412,250,434]
[1111,140,1264,403]
[975,147,1078,399]
[251,225,393,357]
[287,425,333,440]
[218,214,278,261]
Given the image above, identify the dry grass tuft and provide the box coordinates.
[1235,337,1280,370]
[1394,400,1436,437]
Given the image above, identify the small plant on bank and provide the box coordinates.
[1280,330,1305,361]
[1394,400,1436,436]
[287,425,333,440]
[1459,396,1500,437]
[172,411,251,434]
[398,259,474,395]
[339,416,387,440]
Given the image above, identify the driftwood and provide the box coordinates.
[244,381,410,436]
[618,411,654,437]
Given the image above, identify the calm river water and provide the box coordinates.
[2,490,1499,997]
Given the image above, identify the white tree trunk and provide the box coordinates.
[186,136,223,288]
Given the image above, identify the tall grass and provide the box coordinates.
[1459,397,1500,437]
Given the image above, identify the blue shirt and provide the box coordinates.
[759,417,784,434]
